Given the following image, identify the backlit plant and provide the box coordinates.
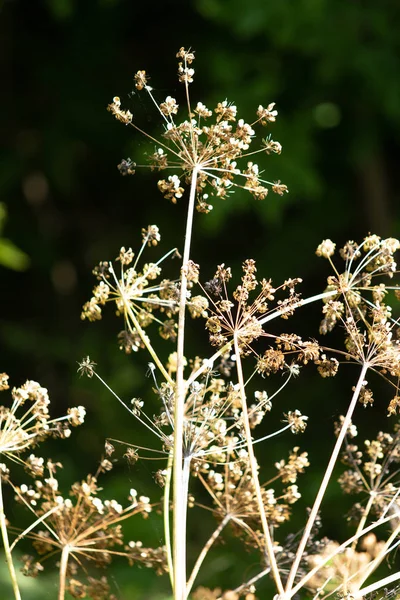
[2,47,400,600]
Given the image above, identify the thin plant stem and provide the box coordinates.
[186,290,340,390]
[346,491,375,580]
[173,168,198,600]
[289,510,399,598]
[284,362,369,597]
[216,566,271,600]
[327,537,400,600]
[10,504,60,552]
[164,450,174,589]
[186,341,233,387]
[258,289,338,326]
[234,334,285,596]
[0,474,21,600]
[58,544,70,600]
[355,519,400,590]
[186,514,231,596]
[352,570,400,599]
[125,304,173,385]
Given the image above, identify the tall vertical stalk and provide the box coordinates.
[173,168,198,600]
[284,362,369,597]
[0,474,21,600]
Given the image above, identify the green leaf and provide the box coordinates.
[0,239,30,271]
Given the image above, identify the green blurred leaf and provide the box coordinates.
[0,238,30,271]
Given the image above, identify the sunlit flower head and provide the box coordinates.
[0,378,85,474]
[108,47,287,213]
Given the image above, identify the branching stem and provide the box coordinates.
[355,519,400,591]
[290,510,398,597]
[258,289,338,327]
[352,570,400,599]
[186,514,231,596]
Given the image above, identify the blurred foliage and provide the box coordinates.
[1,0,399,597]
[0,553,57,598]
[0,203,29,270]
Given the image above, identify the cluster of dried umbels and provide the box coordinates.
[0,376,164,599]
[2,48,400,600]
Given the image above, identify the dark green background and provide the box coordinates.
[1,0,399,597]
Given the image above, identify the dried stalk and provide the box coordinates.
[284,362,369,597]
[173,168,198,600]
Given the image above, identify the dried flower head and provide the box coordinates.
[15,462,165,593]
[0,378,85,474]
[81,227,179,352]
[108,48,287,213]
[318,235,399,337]
[203,261,303,354]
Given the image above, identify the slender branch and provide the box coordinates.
[355,519,400,590]
[0,474,21,600]
[186,341,233,387]
[353,570,400,599]
[234,335,284,596]
[258,289,338,326]
[216,566,271,600]
[346,492,375,577]
[173,168,198,600]
[289,510,399,598]
[10,504,60,552]
[125,304,173,385]
[284,362,369,597]
[186,514,231,596]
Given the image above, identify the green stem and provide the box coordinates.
[284,362,369,598]
[125,304,173,385]
[173,168,198,600]
[0,474,21,600]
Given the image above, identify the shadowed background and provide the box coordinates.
[1,0,400,597]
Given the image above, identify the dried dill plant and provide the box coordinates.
[12,453,165,600]
[0,375,85,600]
[4,47,400,600]
[79,48,400,600]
